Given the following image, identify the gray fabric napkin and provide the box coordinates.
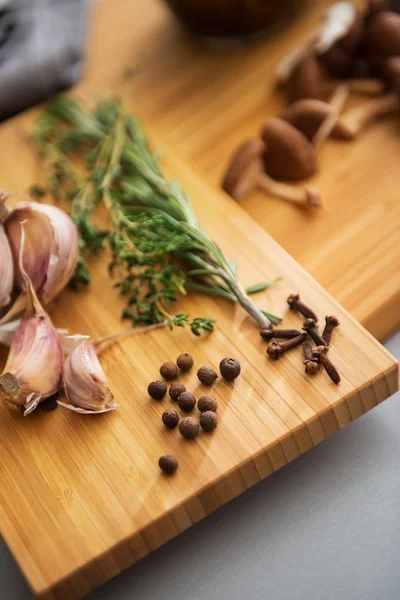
[0,0,91,121]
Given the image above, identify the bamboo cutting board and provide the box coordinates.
[81,0,400,340]
[0,108,398,599]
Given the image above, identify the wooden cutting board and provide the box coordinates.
[81,0,400,340]
[0,107,398,599]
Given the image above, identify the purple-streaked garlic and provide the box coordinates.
[0,319,89,352]
[0,223,63,415]
[222,138,321,208]
[58,323,166,414]
[0,224,13,311]
[2,200,79,323]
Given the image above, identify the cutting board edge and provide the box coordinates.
[28,362,399,600]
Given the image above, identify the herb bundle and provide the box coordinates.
[32,91,281,334]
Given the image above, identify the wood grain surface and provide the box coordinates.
[78,0,400,340]
[0,103,398,598]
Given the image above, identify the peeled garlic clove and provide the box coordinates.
[3,200,79,322]
[59,340,118,414]
[0,223,63,414]
[0,224,14,311]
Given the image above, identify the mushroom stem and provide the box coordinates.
[257,174,321,208]
[275,33,320,85]
[338,91,399,139]
[322,78,385,97]
[313,83,349,148]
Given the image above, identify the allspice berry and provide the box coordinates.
[158,455,178,475]
[219,357,241,381]
[148,380,167,400]
[179,417,200,440]
[200,411,218,432]
[197,395,218,413]
[197,365,218,386]
[178,391,196,412]
[162,409,179,429]
[169,382,186,401]
[160,362,178,381]
[177,353,194,372]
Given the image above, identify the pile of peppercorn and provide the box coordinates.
[147,353,241,475]
[261,293,341,384]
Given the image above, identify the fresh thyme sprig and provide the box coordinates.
[31,91,281,334]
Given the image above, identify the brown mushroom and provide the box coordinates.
[260,118,318,181]
[316,3,364,77]
[322,77,385,97]
[221,138,321,208]
[366,11,400,58]
[338,91,399,139]
[286,52,323,102]
[381,56,400,89]
[366,0,390,18]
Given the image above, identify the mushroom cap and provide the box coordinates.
[286,52,322,102]
[261,118,317,181]
[222,138,265,200]
[316,2,363,54]
[366,11,400,58]
[318,44,355,78]
[381,55,400,88]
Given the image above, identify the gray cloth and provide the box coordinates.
[0,0,91,121]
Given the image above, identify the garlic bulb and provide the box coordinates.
[0,319,89,352]
[0,223,63,415]
[58,340,118,414]
[0,224,13,311]
[2,201,79,323]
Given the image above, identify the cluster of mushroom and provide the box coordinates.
[222,1,400,209]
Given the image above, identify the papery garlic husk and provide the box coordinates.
[0,224,14,311]
[58,340,118,414]
[2,200,79,323]
[58,322,167,415]
[0,223,63,415]
[0,319,89,353]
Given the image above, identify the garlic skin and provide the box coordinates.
[3,201,79,321]
[59,340,118,414]
[0,319,89,353]
[0,224,63,415]
[0,224,13,311]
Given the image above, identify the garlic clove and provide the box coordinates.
[0,319,90,352]
[2,200,79,323]
[60,340,118,414]
[0,224,14,311]
[0,222,63,414]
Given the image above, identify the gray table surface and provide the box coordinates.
[2,333,399,600]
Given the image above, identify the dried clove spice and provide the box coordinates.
[158,455,178,475]
[302,318,327,346]
[197,365,218,386]
[162,409,179,429]
[312,345,341,384]
[219,357,241,381]
[322,315,340,345]
[197,395,218,413]
[260,323,302,341]
[160,362,179,381]
[200,411,218,432]
[287,294,319,321]
[179,417,200,440]
[303,341,319,375]
[178,391,196,412]
[148,380,167,400]
[267,332,307,359]
[176,353,194,372]
[169,382,186,401]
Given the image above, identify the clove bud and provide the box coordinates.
[312,345,341,384]
[303,341,319,374]
[267,332,307,359]
[322,315,340,345]
[0,222,63,415]
[260,323,302,341]
[287,293,319,321]
[302,318,327,346]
